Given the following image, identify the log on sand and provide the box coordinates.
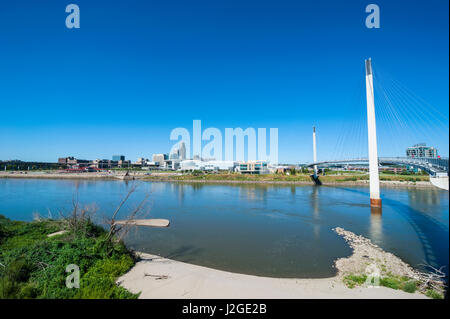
[114,219,170,227]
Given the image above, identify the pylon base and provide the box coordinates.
[370,198,382,208]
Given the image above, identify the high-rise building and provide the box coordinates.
[169,142,186,160]
[179,142,186,160]
[112,155,125,161]
[406,143,438,158]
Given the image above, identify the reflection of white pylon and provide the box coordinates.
[364,263,380,288]
[365,58,382,208]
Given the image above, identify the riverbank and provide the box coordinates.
[1,215,443,299]
[144,178,433,188]
[118,226,444,299]
[0,214,138,299]
[0,171,434,188]
[118,253,427,299]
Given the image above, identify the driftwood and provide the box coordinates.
[144,273,169,280]
[114,219,170,228]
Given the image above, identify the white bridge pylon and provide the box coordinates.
[365,58,382,208]
[309,59,449,196]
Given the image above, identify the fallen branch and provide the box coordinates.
[144,273,169,280]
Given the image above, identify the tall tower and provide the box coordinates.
[365,58,381,207]
[313,126,318,177]
[179,142,186,160]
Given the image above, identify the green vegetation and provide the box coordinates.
[343,274,416,292]
[0,161,62,171]
[343,272,445,297]
[425,289,444,299]
[343,274,367,288]
[144,171,428,183]
[0,214,138,299]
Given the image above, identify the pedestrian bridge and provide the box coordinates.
[306,157,449,190]
[307,157,448,176]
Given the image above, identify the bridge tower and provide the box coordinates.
[365,58,382,207]
[313,126,318,178]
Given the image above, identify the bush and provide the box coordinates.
[74,255,138,299]
[380,276,400,290]
[425,289,443,299]
[344,274,367,288]
[402,280,417,293]
[0,214,138,299]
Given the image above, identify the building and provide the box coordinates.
[135,158,149,166]
[179,160,235,172]
[152,154,168,166]
[112,155,125,161]
[237,161,269,174]
[91,159,130,169]
[164,159,180,170]
[92,159,110,169]
[58,157,90,167]
[169,142,187,161]
[179,142,186,160]
[406,143,438,158]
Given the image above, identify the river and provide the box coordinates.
[0,178,448,278]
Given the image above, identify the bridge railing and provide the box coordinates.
[306,157,448,174]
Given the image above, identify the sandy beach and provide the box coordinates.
[118,227,436,299]
[117,252,427,299]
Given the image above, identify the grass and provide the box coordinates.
[343,272,445,298]
[0,214,138,299]
[343,274,367,288]
[143,171,429,184]
[425,289,444,299]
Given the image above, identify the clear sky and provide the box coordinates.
[0,0,448,163]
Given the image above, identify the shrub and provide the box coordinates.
[402,280,417,293]
[425,289,443,299]
[344,274,367,288]
[0,214,138,299]
[380,276,401,290]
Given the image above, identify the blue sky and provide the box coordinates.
[0,0,448,163]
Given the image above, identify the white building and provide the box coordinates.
[152,154,167,166]
[179,160,235,172]
[406,143,438,158]
[237,161,270,174]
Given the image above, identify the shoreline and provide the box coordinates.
[117,228,435,299]
[0,172,434,188]
[118,253,425,299]
[142,178,433,188]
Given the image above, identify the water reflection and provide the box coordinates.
[238,184,268,202]
[310,186,320,239]
[369,207,383,243]
[408,188,442,207]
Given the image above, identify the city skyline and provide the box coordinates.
[0,0,448,163]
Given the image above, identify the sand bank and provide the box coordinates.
[117,253,427,299]
[118,228,432,299]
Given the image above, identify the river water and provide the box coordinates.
[0,178,448,278]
